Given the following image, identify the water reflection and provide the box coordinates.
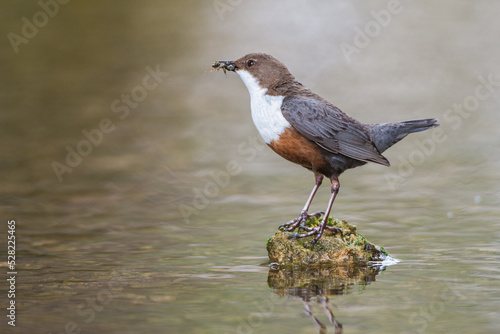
[268,265,382,333]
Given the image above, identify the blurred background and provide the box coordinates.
[1,1,500,333]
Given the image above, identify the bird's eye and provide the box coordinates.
[246,59,256,67]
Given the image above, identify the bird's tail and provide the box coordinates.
[370,118,439,154]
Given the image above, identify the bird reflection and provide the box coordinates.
[303,294,342,334]
[268,265,382,333]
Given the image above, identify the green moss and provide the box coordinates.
[378,246,389,256]
[353,234,368,247]
[267,217,388,267]
[265,235,274,248]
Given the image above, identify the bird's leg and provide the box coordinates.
[311,178,340,245]
[319,296,343,334]
[280,174,324,232]
[302,298,327,334]
[288,178,341,245]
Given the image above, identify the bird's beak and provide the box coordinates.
[211,60,236,74]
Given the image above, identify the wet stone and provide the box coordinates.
[266,217,388,267]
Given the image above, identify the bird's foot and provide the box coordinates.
[279,210,324,232]
[288,224,341,247]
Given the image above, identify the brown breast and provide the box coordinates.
[268,126,331,174]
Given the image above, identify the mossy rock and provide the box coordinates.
[266,217,388,267]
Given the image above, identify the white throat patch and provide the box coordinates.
[236,70,291,144]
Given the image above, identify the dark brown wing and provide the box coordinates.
[281,95,390,166]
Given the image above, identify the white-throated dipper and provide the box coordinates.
[212,53,438,245]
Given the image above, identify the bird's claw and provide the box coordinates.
[279,211,324,232]
[288,226,341,247]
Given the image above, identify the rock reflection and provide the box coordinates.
[268,265,382,333]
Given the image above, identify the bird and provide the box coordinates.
[212,53,438,245]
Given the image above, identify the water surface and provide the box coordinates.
[1,1,500,333]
